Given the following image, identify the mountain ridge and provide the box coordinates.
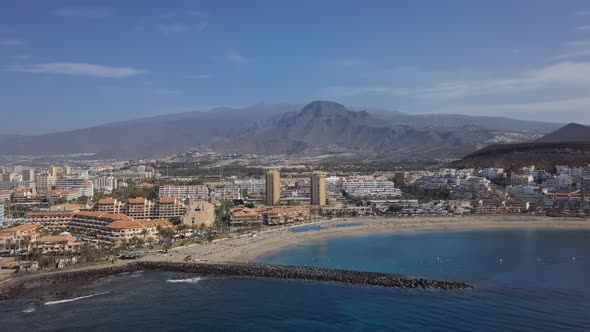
[0,101,563,159]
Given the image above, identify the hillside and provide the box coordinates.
[0,101,561,159]
[536,123,590,142]
[455,123,590,169]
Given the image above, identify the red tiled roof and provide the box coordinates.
[159,197,177,204]
[107,220,144,230]
[34,236,78,243]
[128,197,147,204]
[98,197,117,204]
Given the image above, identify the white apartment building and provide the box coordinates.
[229,179,266,193]
[0,202,4,225]
[159,185,209,200]
[36,173,56,194]
[55,177,94,198]
[342,178,401,198]
[93,176,118,193]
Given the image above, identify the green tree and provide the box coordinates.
[157,226,176,253]
[169,216,182,226]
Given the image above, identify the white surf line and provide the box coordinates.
[44,291,110,306]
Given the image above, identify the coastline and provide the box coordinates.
[1,216,589,299]
[146,215,590,264]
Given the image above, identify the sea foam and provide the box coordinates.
[44,292,110,306]
[165,277,204,284]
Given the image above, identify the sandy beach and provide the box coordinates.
[144,216,590,264]
[2,215,590,289]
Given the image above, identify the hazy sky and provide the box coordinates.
[2,0,590,134]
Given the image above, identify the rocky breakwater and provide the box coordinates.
[140,261,474,290]
[0,264,141,301]
[0,262,473,300]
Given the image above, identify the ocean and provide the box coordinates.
[1,229,589,331]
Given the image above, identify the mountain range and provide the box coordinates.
[0,101,563,159]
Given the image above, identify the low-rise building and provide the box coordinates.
[230,206,261,228]
[0,224,39,249]
[33,235,82,254]
[319,205,373,217]
[260,206,311,225]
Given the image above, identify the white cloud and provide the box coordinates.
[11,62,145,78]
[322,61,590,102]
[554,40,590,60]
[442,97,590,123]
[0,39,24,46]
[54,8,112,18]
[157,23,187,33]
[577,25,590,31]
[224,51,248,64]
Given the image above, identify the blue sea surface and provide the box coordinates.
[1,229,589,331]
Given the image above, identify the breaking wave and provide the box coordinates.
[165,277,204,284]
[44,292,110,306]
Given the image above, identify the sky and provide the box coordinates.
[2,0,590,134]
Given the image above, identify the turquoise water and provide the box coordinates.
[1,229,589,331]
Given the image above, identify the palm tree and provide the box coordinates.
[177,224,189,236]
[140,228,148,242]
[157,226,175,253]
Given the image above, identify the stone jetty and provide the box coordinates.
[0,262,474,300]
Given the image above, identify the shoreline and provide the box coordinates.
[149,216,590,263]
[1,216,589,299]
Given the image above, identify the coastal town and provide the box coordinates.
[1,155,589,274]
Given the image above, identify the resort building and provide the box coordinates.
[319,205,374,217]
[27,211,173,243]
[125,197,156,220]
[260,206,311,225]
[0,224,39,249]
[310,171,327,206]
[157,197,187,218]
[33,235,82,254]
[265,170,281,206]
[27,211,75,231]
[230,206,261,228]
[96,198,125,214]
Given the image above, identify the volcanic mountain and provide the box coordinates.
[0,101,561,159]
